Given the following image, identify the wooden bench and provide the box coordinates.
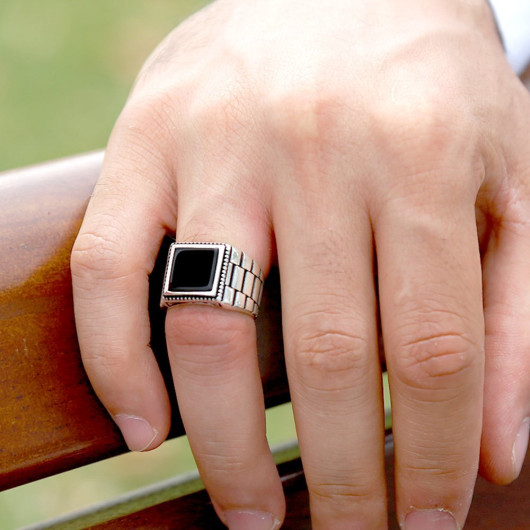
[1,63,530,526]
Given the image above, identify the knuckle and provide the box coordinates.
[119,91,176,135]
[308,479,386,527]
[293,330,368,373]
[115,91,178,156]
[71,228,129,282]
[167,306,243,346]
[393,326,479,389]
[188,81,251,140]
[403,460,467,481]
[196,446,248,476]
[80,342,146,390]
[266,84,348,154]
[290,311,371,386]
[309,481,376,505]
[82,348,125,376]
[166,307,250,375]
[373,94,482,198]
[379,85,468,140]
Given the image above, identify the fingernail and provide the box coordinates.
[405,509,457,530]
[513,417,530,478]
[224,510,281,530]
[114,414,158,452]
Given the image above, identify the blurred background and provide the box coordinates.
[0,0,207,172]
[0,1,298,528]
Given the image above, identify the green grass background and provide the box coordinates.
[0,0,209,172]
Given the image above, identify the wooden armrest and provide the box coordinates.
[0,151,288,490]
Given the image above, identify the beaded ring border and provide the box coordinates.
[160,242,264,318]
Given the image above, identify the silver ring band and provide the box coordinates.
[160,242,264,318]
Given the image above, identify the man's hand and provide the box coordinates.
[71,0,530,527]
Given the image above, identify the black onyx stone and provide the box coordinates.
[169,248,218,292]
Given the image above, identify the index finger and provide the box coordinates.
[71,126,176,451]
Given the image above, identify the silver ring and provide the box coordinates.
[160,242,264,318]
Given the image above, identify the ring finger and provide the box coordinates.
[165,187,285,529]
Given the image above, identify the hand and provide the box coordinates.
[71,0,530,527]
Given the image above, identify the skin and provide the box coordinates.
[71,0,530,528]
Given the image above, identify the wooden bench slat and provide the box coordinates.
[30,434,530,529]
[26,440,300,529]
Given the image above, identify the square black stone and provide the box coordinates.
[169,248,219,292]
